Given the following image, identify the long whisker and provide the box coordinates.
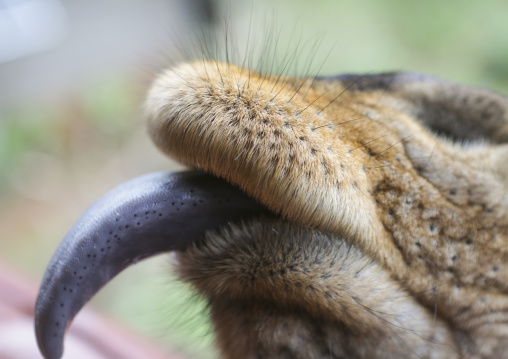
[374,134,415,157]
[311,116,367,131]
[349,135,388,153]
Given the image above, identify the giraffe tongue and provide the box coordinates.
[34,171,268,359]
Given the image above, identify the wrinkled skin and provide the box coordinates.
[36,62,508,358]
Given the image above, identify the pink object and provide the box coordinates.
[0,261,184,359]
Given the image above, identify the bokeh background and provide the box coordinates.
[1,0,508,358]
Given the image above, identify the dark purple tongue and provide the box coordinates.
[34,171,268,359]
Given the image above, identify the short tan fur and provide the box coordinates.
[146,61,508,358]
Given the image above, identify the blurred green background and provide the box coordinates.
[1,0,508,358]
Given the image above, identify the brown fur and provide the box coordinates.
[145,61,508,358]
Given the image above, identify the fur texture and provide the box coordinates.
[145,61,508,358]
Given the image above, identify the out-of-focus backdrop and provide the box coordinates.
[1,0,508,358]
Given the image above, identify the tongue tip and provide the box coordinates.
[34,275,73,359]
[36,336,63,359]
[34,312,64,359]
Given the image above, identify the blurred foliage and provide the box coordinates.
[205,0,508,92]
[0,109,54,195]
[81,76,139,136]
[0,75,140,196]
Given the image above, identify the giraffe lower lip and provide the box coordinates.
[34,170,269,359]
